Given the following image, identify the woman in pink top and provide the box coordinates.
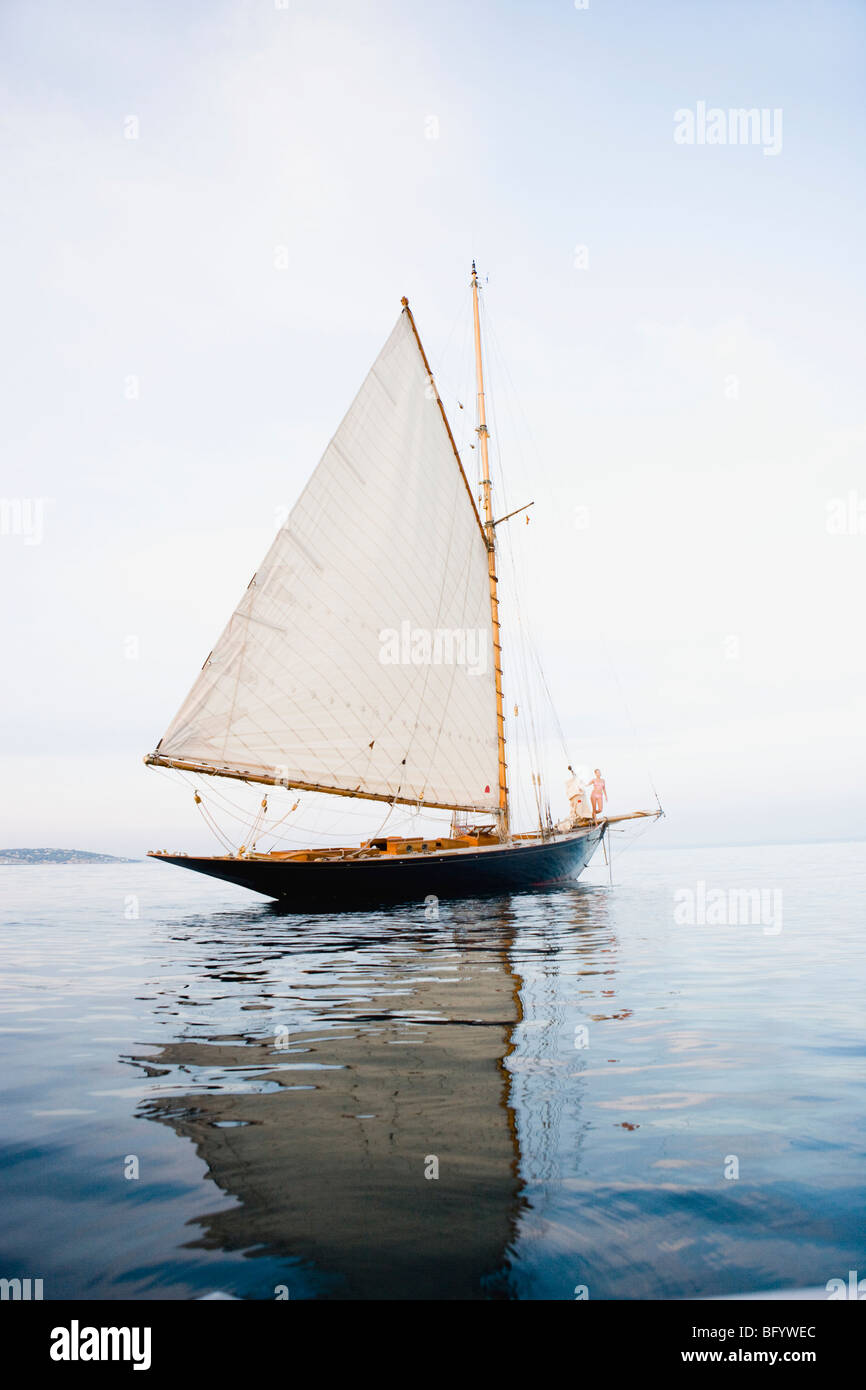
[590,769,607,823]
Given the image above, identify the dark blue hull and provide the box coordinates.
[155,824,606,912]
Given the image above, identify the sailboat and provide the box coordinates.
[145,264,658,909]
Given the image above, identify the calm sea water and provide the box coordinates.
[0,840,863,1300]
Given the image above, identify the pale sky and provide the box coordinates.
[1,0,864,856]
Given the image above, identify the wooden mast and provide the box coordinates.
[471,261,509,838]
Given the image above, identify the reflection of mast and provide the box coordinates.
[130,907,526,1299]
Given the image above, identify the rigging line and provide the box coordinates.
[251,799,435,850]
[482,298,560,510]
[272,799,447,836]
[191,788,236,855]
[363,798,404,844]
[198,809,234,855]
[181,774,304,847]
[184,769,378,826]
[495,498,567,771]
[443,284,475,464]
[489,304,617,817]
[256,796,302,851]
[482,297,578,809]
[521,599,571,768]
[607,815,658,856]
[155,737,451,851]
[485,532,538,824]
[185,774,275,832]
[259,803,405,842]
[485,358,553,812]
[531,641,570,757]
[150,765,240,847]
[430,284,473,421]
[456,300,473,457]
[206,774,268,851]
[244,793,273,854]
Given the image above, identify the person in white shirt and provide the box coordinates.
[565,772,592,823]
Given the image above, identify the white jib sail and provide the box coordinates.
[150,307,501,813]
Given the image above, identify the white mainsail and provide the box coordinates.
[147,306,501,813]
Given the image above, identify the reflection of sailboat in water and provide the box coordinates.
[144,265,658,908]
[131,901,541,1300]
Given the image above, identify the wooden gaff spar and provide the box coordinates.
[144,266,660,908]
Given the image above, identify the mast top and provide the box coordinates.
[401,296,408,307]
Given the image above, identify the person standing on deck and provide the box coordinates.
[565,770,592,823]
[590,769,607,823]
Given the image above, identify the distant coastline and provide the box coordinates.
[0,848,139,865]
